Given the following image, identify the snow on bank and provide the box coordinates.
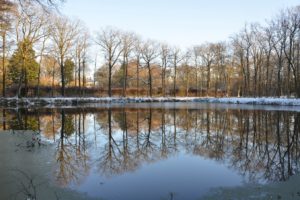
[1,97,300,107]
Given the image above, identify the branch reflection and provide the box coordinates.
[2,106,300,185]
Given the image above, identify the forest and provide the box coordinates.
[1,0,300,98]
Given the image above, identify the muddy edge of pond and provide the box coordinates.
[0,131,98,200]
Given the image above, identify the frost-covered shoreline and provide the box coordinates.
[1,97,300,107]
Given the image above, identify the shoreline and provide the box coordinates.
[1,96,300,107]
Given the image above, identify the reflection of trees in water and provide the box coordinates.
[227,111,300,182]
[97,108,300,183]
[2,107,300,184]
[4,109,39,131]
[55,110,90,186]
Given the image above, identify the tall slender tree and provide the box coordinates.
[141,40,158,97]
[96,27,122,97]
[51,16,79,96]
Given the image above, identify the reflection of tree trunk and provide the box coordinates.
[161,109,166,155]
[108,108,112,157]
[52,111,55,141]
[82,113,87,169]
[93,115,97,143]
[78,113,81,147]
[276,112,285,181]
[285,113,292,176]
[245,114,249,159]
[75,114,78,146]
[122,108,128,156]
[294,114,300,165]
[253,111,257,145]
[61,110,65,143]
[17,110,23,129]
[24,110,28,130]
[136,109,140,149]
[37,111,40,133]
[58,109,66,185]
[173,108,177,149]
[206,111,210,143]
[146,108,152,146]
[2,110,6,130]
[265,112,270,168]
[83,113,86,147]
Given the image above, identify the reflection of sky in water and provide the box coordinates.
[75,153,242,200]
[50,113,244,199]
[2,105,299,200]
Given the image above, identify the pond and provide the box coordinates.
[0,103,300,200]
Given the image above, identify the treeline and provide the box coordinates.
[1,1,300,97]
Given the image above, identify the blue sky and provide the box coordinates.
[62,0,299,48]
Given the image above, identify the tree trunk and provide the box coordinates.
[122,55,128,97]
[52,68,55,97]
[147,63,152,97]
[108,64,112,97]
[136,58,140,97]
[60,58,65,96]
[78,58,81,96]
[2,32,5,97]
[207,64,211,96]
[186,69,189,97]
[173,65,177,97]
[83,59,86,96]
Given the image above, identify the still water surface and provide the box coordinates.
[1,103,300,200]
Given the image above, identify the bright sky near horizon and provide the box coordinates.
[62,0,300,48]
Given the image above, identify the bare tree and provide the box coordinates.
[133,37,142,97]
[192,45,201,96]
[120,31,135,97]
[170,47,183,97]
[198,43,215,96]
[36,12,51,97]
[181,49,191,96]
[96,27,122,97]
[141,40,158,97]
[159,43,170,97]
[0,2,14,97]
[17,0,64,10]
[51,15,79,96]
[0,0,14,24]
[74,24,90,96]
[41,54,59,96]
[213,42,227,97]
[282,7,300,97]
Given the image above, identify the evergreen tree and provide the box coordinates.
[7,38,39,85]
[64,58,74,85]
